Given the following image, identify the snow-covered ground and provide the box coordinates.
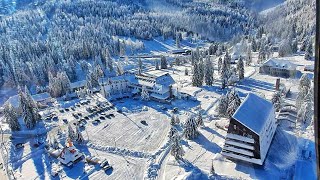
[0,37,316,179]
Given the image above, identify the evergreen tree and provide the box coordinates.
[155,60,160,70]
[216,95,228,117]
[168,126,178,141]
[210,160,215,175]
[170,134,184,160]
[106,50,114,72]
[176,32,181,48]
[271,91,282,111]
[19,87,38,129]
[160,56,168,69]
[184,116,199,139]
[220,59,229,89]
[299,74,311,91]
[3,103,20,131]
[218,57,222,74]
[196,111,204,127]
[138,58,143,74]
[175,115,180,124]
[251,39,257,52]
[237,57,244,80]
[305,40,313,60]
[170,114,176,125]
[226,89,241,118]
[205,56,214,86]
[246,47,252,66]
[192,63,202,87]
[296,86,309,111]
[68,124,76,140]
[75,126,84,144]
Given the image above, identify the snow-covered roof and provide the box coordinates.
[141,70,169,78]
[70,80,87,89]
[32,92,52,102]
[179,86,202,96]
[150,92,170,100]
[232,93,274,135]
[263,59,297,70]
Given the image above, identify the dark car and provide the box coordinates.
[109,114,115,118]
[100,116,106,120]
[63,119,68,124]
[15,143,24,150]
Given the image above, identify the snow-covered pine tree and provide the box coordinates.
[296,86,309,111]
[220,58,229,89]
[218,57,222,74]
[75,126,84,144]
[116,62,124,76]
[205,56,214,86]
[251,38,257,52]
[170,114,176,125]
[210,160,215,175]
[196,111,204,127]
[3,103,20,131]
[303,101,313,124]
[226,89,241,117]
[170,134,184,160]
[271,91,282,112]
[141,86,150,101]
[106,50,114,72]
[299,74,311,91]
[138,58,143,74]
[68,124,76,140]
[246,47,252,66]
[176,32,181,48]
[305,40,313,60]
[216,95,228,117]
[175,115,180,124]
[184,116,199,139]
[160,56,168,69]
[192,63,202,87]
[168,126,178,141]
[19,87,38,129]
[237,57,244,80]
[279,39,293,57]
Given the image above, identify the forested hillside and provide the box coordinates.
[260,0,315,41]
[0,0,257,89]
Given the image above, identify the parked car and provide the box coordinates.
[63,119,68,124]
[15,143,24,150]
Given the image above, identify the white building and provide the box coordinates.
[259,58,298,78]
[99,75,131,100]
[99,70,175,102]
[222,93,277,165]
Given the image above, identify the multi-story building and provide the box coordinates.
[259,58,297,78]
[222,93,277,165]
[99,70,175,102]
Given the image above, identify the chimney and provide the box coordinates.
[275,78,280,91]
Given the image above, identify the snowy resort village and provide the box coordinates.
[0,0,317,179]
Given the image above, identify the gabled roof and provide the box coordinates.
[263,59,297,70]
[32,92,51,102]
[232,93,274,135]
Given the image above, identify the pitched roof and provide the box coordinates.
[232,93,274,135]
[263,59,297,70]
[32,92,51,102]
